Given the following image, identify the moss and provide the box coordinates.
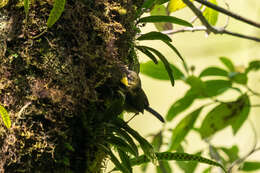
[0,0,144,172]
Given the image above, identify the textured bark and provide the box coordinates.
[0,0,143,172]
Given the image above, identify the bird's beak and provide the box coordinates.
[120,76,129,87]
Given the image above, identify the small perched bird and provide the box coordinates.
[121,69,165,123]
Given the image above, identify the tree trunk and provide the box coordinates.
[0,0,143,172]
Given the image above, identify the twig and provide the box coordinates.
[182,0,216,33]
[228,120,259,172]
[179,0,260,42]
[163,25,260,42]
[16,101,32,119]
[194,0,260,29]
[246,85,260,96]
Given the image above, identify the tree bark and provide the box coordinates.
[0,0,143,172]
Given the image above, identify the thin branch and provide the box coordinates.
[179,0,260,42]
[228,120,259,172]
[194,0,260,29]
[182,0,217,33]
[222,30,260,42]
[246,85,260,96]
[250,104,260,107]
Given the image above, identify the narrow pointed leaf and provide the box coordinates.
[219,57,235,72]
[110,126,138,157]
[115,119,158,165]
[168,107,203,151]
[177,151,202,173]
[0,105,11,128]
[139,15,192,27]
[140,46,175,86]
[24,0,30,19]
[137,31,172,42]
[166,89,197,121]
[136,46,158,64]
[162,41,188,71]
[151,131,163,152]
[130,152,227,173]
[118,149,133,173]
[101,145,131,173]
[47,0,66,28]
[107,136,138,157]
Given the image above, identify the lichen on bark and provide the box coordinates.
[0,0,143,172]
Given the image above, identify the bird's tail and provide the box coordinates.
[145,106,165,123]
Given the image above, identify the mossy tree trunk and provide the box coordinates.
[0,0,143,172]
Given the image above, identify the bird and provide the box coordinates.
[120,69,165,123]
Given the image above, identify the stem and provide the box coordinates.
[194,0,260,29]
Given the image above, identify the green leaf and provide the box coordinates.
[199,67,229,77]
[177,151,202,173]
[200,94,250,138]
[219,57,235,72]
[117,149,133,173]
[151,131,163,152]
[136,46,158,64]
[166,89,197,121]
[137,32,187,70]
[137,31,172,42]
[140,46,175,86]
[107,136,138,157]
[140,61,184,81]
[241,161,260,171]
[101,145,131,173]
[150,4,172,31]
[185,76,206,95]
[0,104,11,128]
[203,0,219,26]
[115,119,158,165]
[168,0,194,12]
[219,145,239,163]
[202,80,232,98]
[47,0,66,28]
[130,152,227,173]
[246,60,260,73]
[24,0,30,19]
[107,124,138,157]
[168,107,203,151]
[231,94,250,135]
[157,161,172,173]
[162,41,188,71]
[228,72,248,85]
[138,15,192,27]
